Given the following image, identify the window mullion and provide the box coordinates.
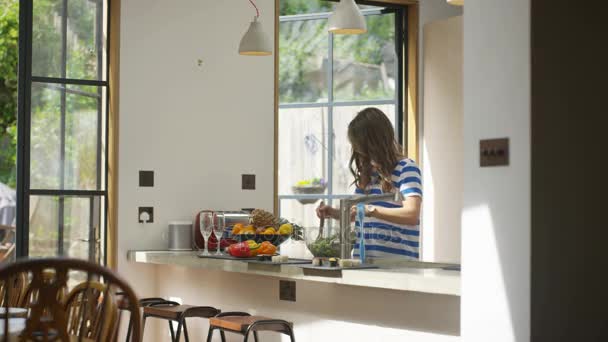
[57,0,69,256]
[96,0,103,192]
[327,32,335,233]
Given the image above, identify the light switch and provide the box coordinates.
[480,138,509,167]
[242,174,256,190]
[139,171,154,187]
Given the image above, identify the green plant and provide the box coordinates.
[294,177,326,187]
[0,0,18,188]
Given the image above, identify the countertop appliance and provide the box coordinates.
[168,221,193,251]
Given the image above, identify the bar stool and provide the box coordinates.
[207,312,295,342]
[143,300,221,342]
[117,296,167,342]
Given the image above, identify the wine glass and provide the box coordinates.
[200,212,214,256]
[214,213,226,255]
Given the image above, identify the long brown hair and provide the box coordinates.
[348,107,404,193]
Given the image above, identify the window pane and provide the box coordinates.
[279,0,333,16]
[279,199,322,231]
[30,83,105,190]
[32,0,107,80]
[30,82,61,189]
[67,0,106,80]
[279,107,328,196]
[32,0,64,78]
[279,19,329,103]
[332,104,396,195]
[333,14,397,101]
[279,0,379,16]
[29,195,103,260]
[65,85,106,190]
[0,0,18,264]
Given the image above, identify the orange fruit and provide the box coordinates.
[232,223,244,235]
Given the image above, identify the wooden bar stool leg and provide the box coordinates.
[182,319,190,342]
[141,316,148,341]
[169,320,176,341]
[125,314,133,342]
[206,326,215,342]
[288,325,296,342]
[175,320,183,342]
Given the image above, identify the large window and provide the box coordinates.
[278,0,405,227]
[16,0,110,263]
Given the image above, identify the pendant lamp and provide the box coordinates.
[447,0,464,5]
[239,0,272,56]
[328,0,367,35]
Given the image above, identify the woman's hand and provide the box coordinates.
[316,203,337,220]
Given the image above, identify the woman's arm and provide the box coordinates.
[316,204,357,221]
[367,196,421,226]
[316,204,340,220]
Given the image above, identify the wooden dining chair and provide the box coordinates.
[0,257,142,342]
[65,281,118,341]
[0,272,26,308]
[0,225,15,264]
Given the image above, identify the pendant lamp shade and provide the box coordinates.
[239,17,272,56]
[447,0,464,5]
[328,0,367,35]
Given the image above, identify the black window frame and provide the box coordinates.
[277,3,407,214]
[16,0,112,263]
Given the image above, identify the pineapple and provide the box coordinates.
[250,209,278,228]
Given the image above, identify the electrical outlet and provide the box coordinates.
[279,280,296,302]
[480,138,510,167]
[242,174,256,190]
[138,207,154,223]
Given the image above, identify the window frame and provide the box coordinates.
[16,0,112,263]
[275,1,410,216]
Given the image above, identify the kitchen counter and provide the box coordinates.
[127,250,460,296]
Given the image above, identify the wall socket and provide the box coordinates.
[480,138,510,167]
[138,207,154,223]
[279,280,296,302]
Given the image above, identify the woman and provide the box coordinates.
[316,107,422,259]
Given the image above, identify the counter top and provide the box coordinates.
[127,251,460,296]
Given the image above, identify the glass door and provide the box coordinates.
[0,0,19,264]
[17,0,110,263]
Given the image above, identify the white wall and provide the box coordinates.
[461,1,531,341]
[117,1,460,341]
[421,15,463,263]
[117,0,275,319]
[418,0,463,263]
[418,0,462,131]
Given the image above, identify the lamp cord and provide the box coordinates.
[248,0,260,18]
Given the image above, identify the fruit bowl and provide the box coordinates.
[232,234,291,246]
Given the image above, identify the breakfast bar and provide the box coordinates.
[127,250,461,296]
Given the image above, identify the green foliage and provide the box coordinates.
[0,0,18,188]
[279,0,396,103]
[280,0,332,16]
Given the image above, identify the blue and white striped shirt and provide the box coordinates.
[353,158,422,260]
